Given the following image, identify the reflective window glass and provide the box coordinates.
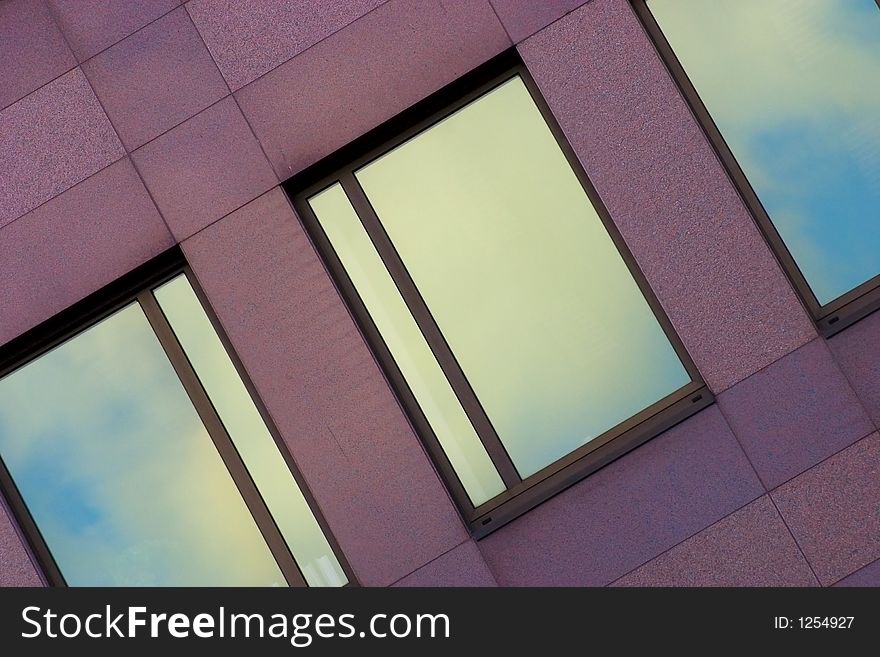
[308,75,693,491]
[647,0,880,306]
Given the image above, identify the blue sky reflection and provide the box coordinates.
[649,0,880,305]
[0,303,285,586]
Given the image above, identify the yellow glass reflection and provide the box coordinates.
[309,184,506,506]
[0,304,285,586]
[154,275,347,587]
[355,76,692,478]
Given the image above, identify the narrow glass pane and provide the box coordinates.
[355,76,691,478]
[0,304,285,586]
[309,184,506,506]
[648,0,880,306]
[154,274,347,587]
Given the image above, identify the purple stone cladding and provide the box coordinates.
[2,0,877,587]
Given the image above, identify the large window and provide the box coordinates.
[637,0,880,334]
[0,253,348,587]
[290,59,710,535]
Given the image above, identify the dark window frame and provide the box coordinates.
[0,248,354,587]
[632,0,880,338]
[284,52,713,538]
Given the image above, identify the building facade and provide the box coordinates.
[1,0,879,587]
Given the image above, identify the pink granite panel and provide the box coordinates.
[131,97,277,240]
[718,339,873,489]
[394,541,497,587]
[829,311,880,428]
[479,406,763,586]
[0,159,173,346]
[489,0,588,42]
[49,0,181,61]
[181,189,466,585]
[835,559,880,587]
[82,8,228,150]
[236,0,511,179]
[613,496,817,586]
[0,501,42,587]
[0,0,76,110]
[772,434,880,586]
[0,69,124,227]
[186,0,387,90]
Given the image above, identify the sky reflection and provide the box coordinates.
[0,303,286,586]
[353,77,691,478]
[649,0,880,305]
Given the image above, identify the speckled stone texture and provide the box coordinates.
[181,189,466,586]
[718,339,873,489]
[82,7,229,151]
[48,0,181,61]
[131,97,277,241]
[236,0,510,179]
[489,0,588,42]
[3,0,877,590]
[518,0,815,392]
[0,159,173,346]
[834,559,880,587]
[772,434,880,586]
[187,0,386,90]
[829,312,880,427]
[0,0,75,110]
[612,496,817,586]
[0,69,123,227]
[0,501,41,587]
[393,541,497,587]
[478,406,763,586]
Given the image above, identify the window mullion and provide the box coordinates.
[0,456,66,586]
[337,172,522,490]
[137,289,307,588]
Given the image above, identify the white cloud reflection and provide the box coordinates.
[649,0,880,304]
[0,304,286,586]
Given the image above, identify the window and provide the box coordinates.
[636,0,880,335]
[0,252,348,587]
[289,58,710,535]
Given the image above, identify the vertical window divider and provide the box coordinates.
[337,172,523,490]
[295,194,489,521]
[137,288,308,588]
[290,54,713,536]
